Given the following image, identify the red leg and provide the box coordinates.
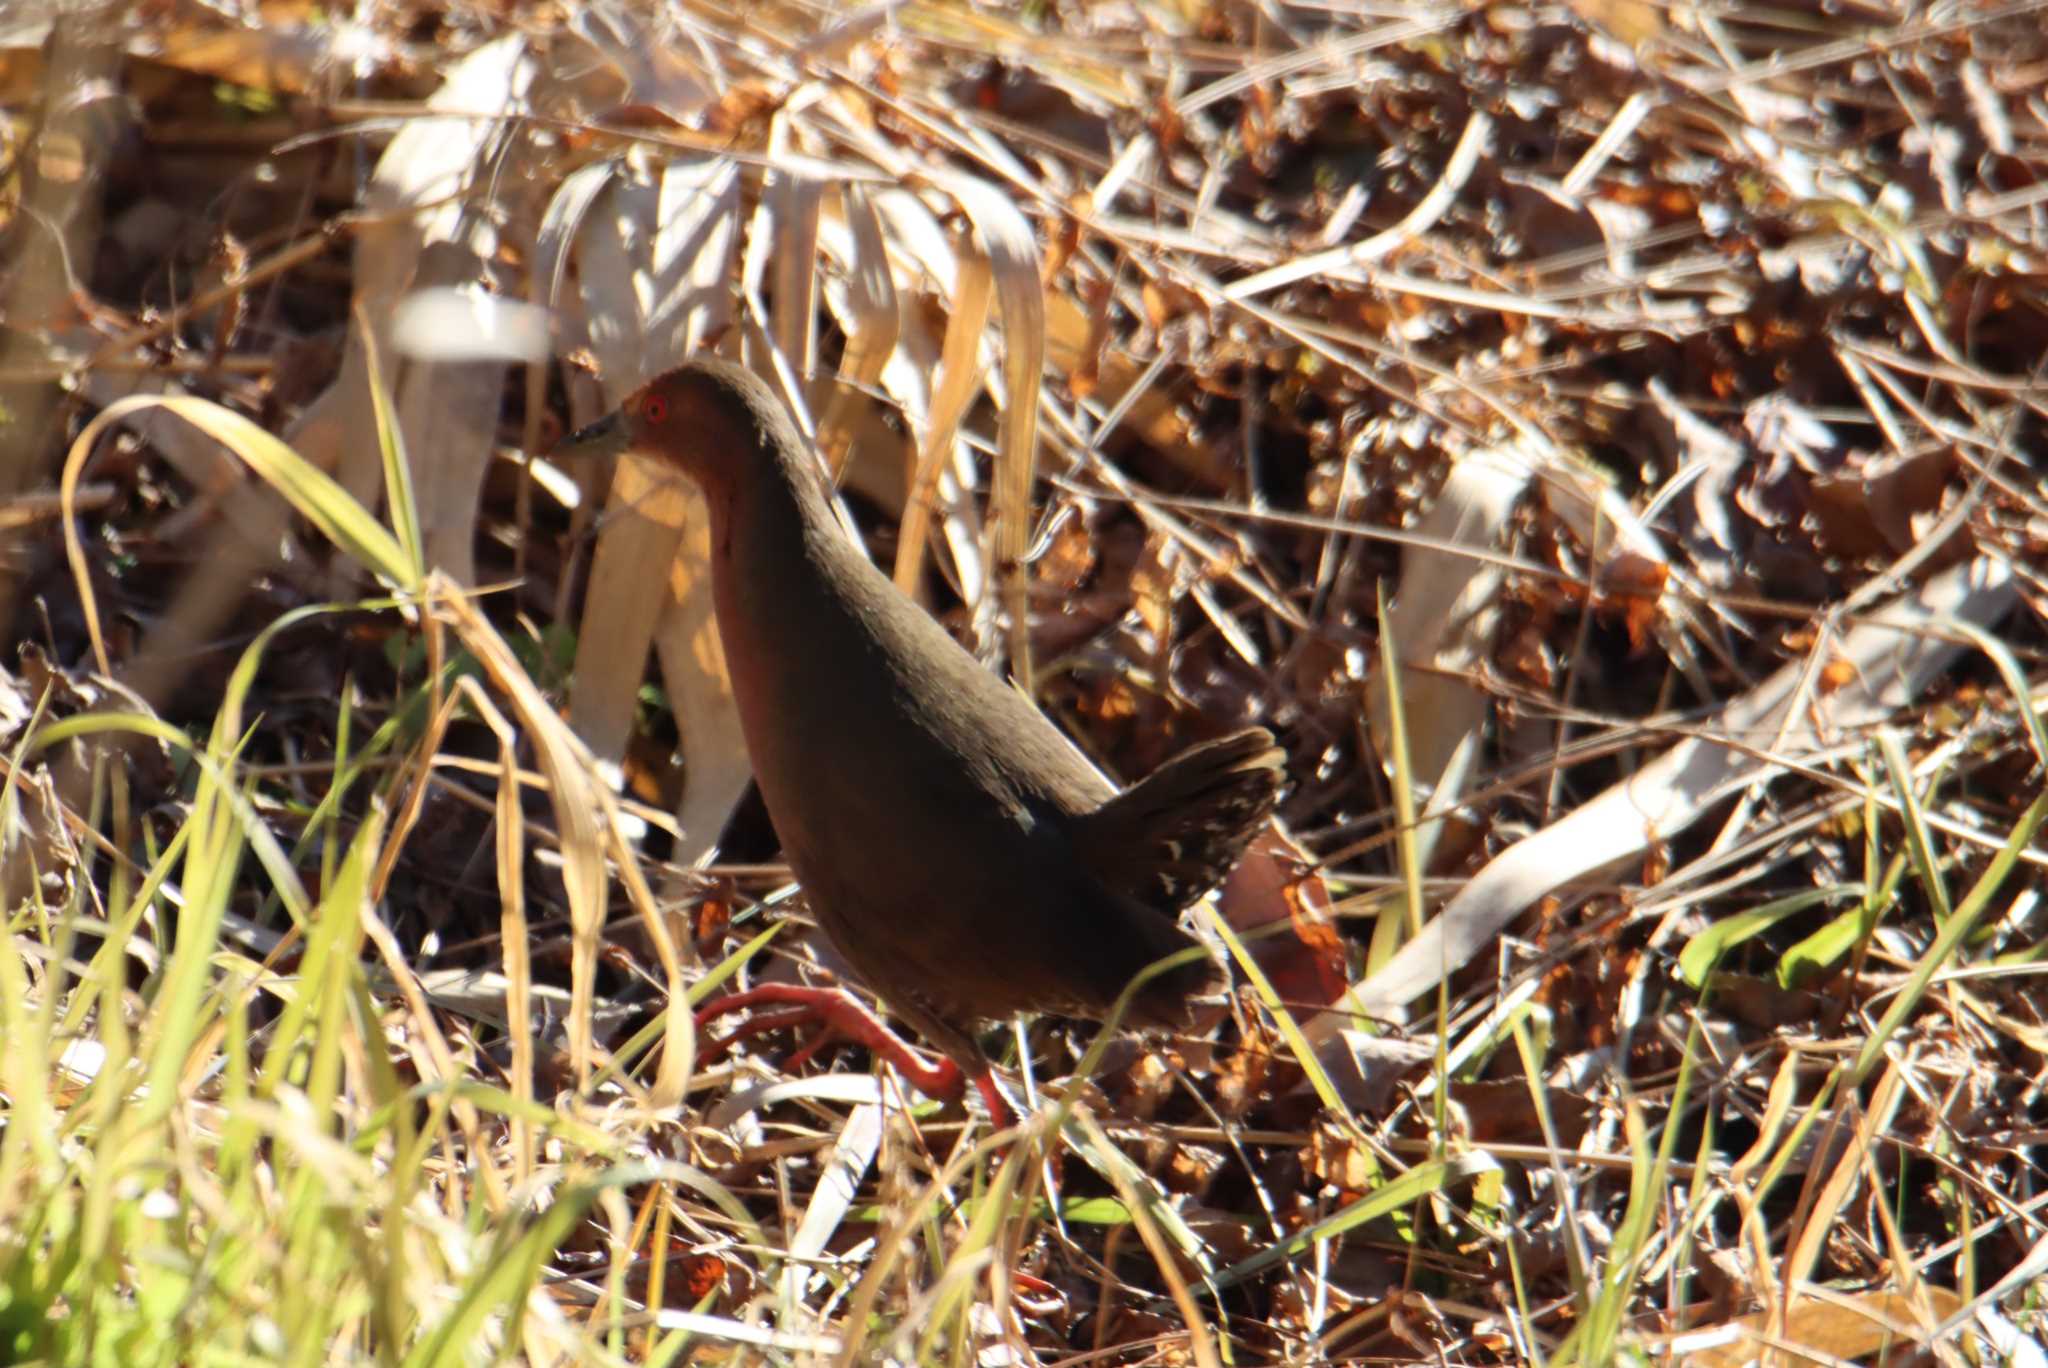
[971,1070,1015,1128]
[695,985,966,1102]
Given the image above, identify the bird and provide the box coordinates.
[556,359,1285,1119]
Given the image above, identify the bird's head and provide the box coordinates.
[554,360,796,500]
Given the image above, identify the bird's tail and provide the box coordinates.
[1075,727,1286,913]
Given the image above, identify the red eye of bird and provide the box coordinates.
[642,395,668,423]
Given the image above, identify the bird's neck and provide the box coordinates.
[704,440,874,664]
[701,435,901,820]
[705,436,846,563]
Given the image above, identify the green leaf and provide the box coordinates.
[1676,886,1862,989]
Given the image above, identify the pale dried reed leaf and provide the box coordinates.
[867,185,959,293]
[761,112,824,385]
[851,184,953,461]
[854,188,997,605]
[392,287,550,365]
[777,1102,883,1318]
[569,5,711,112]
[569,162,737,724]
[649,1311,842,1355]
[1562,89,1656,195]
[1366,447,1525,823]
[1090,133,1155,216]
[536,158,629,625]
[648,531,754,869]
[648,161,742,357]
[820,179,971,606]
[1335,554,2019,1026]
[406,967,629,1030]
[294,34,537,587]
[569,157,740,392]
[935,170,1048,682]
[894,242,992,598]
[395,247,503,586]
[535,160,622,316]
[790,1,899,62]
[571,456,691,760]
[814,182,900,477]
[704,1074,887,1129]
[1658,1286,1963,1367]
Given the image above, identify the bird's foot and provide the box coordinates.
[695,984,981,1108]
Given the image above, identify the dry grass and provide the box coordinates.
[2,0,2046,1363]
